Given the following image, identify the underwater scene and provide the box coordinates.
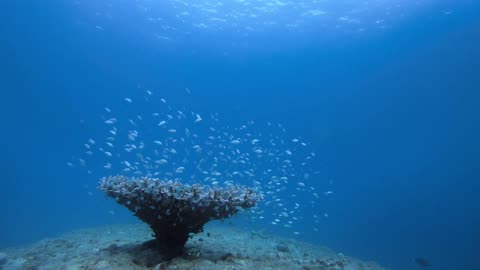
[2,0,479,269]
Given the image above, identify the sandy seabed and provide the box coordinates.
[0,224,387,270]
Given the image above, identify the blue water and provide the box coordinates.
[2,1,479,269]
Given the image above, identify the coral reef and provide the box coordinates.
[99,176,262,258]
[0,224,388,270]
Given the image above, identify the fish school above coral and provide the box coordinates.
[99,176,263,258]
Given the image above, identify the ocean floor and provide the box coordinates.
[0,224,387,270]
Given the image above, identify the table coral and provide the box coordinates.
[99,176,262,258]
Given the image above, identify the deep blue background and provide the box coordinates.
[2,1,479,269]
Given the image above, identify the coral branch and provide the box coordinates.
[99,176,262,258]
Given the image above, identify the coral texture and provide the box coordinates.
[99,176,262,258]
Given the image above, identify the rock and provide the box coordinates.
[94,260,110,270]
[154,262,168,270]
[3,258,26,270]
[190,259,216,270]
[235,259,247,267]
[65,264,83,270]
[276,244,290,253]
[0,252,7,266]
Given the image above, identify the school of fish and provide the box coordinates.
[68,88,332,236]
